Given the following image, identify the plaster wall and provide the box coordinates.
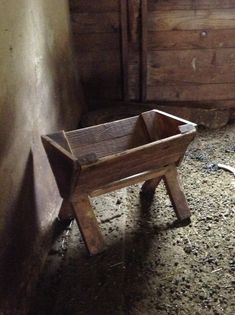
[0,0,82,313]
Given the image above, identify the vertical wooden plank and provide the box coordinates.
[140,0,148,101]
[120,0,129,101]
[128,0,137,43]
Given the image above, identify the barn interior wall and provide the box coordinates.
[0,0,82,313]
[70,0,235,126]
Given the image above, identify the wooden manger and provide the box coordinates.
[42,110,197,256]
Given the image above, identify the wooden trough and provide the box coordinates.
[42,110,197,256]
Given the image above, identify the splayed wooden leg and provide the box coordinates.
[72,193,106,256]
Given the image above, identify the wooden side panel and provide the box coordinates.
[76,132,195,192]
[66,116,150,159]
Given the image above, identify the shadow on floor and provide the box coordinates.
[29,192,188,315]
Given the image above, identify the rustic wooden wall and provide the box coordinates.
[146,0,235,105]
[69,0,122,103]
[70,0,235,126]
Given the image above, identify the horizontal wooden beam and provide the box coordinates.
[90,166,169,197]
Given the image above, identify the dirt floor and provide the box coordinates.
[30,122,235,315]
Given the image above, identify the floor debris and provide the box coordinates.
[30,123,235,315]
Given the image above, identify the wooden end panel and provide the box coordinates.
[48,131,72,152]
[141,110,197,140]
[41,136,80,198]
[141,111,161,141]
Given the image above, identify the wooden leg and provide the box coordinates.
[58,199,74,221]
[141,177,162,196]
[72,193,106,256]
[163,165,191,221]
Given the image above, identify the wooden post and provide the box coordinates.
[72,194,106,256]
[141,176,162,196]
[140,0,148,101]
[58,199,74,221]
[163,165,191,221]
[120,0,129,101]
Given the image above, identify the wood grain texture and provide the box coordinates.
[148,30,235,51]
[76,51,120,80]
[73,33,120,52]
[72,194,106,256]
[147,83,235,101]
[120,0,129,101]
[148,9,235,31]
[41,136,80,198]
[71,12,120,34]
[148,0,235,11]
[149,48,235,67]
[140,0,148,101]
[69,0,235,122]
[70,0,119,13]
[66,115,150,159]
[128,0,139,43]
[44,111,196,255]
[76,132,195,192]
[163,165,191,220]
[148,48,235,85]
[75,50,122,102]
[91,166,168,197]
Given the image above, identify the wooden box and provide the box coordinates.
[42,110,196,255]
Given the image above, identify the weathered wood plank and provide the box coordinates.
[67,116,147,145]
[128,0,139,43]
[71,13,120,33]
[69,0,119,13]
[147,83,235,101]
[148,48,235,84]
[148,48,235,67]
[66,116,149,159]
[76,132,195,192]
[148,63,235,85]
[41,136,80,198]
[77,60,121,82]
[83,82,122,101]
[91,166,168,197]
[148,0,235,11]
[120,0,129,101]
[128,49,140,100]
[75,50,120,66]
[73,33,120,51]
[140,0,148,101]
[148,10,235,31]
[148,30,235,51]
